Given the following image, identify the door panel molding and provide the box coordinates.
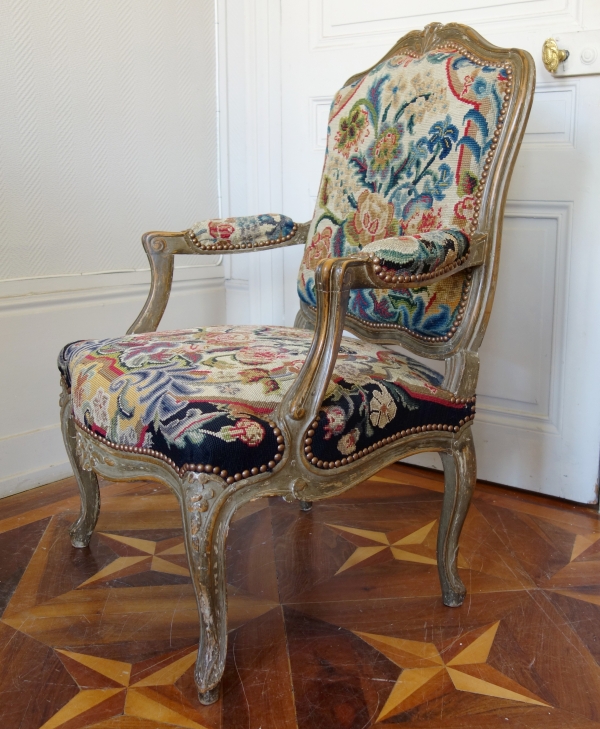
[523,83,577,148]
[312,0,583,49]
[477,201,572,435]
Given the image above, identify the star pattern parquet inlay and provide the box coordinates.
[354,621,550,722]
[2,464,600,728]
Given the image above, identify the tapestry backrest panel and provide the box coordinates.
[297,46,511,342]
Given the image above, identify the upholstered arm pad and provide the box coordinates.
[361,229,470,284]
[187,214,298,252]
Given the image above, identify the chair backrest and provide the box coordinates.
[297,23,534,360]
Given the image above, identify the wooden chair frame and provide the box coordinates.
[60,22,535,704]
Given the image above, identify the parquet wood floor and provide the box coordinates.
[2,464,600,728]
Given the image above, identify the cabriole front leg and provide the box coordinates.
[180,472,233,705]
[59,383,100,548]
[437,428,476,607]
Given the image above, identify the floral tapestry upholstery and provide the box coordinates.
[298,47,510,340]
[361,228,469,279]
[59,326,475,479]
[188,214,297,251]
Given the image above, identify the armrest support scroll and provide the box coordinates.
[280,236,487,431]
[127,220,310,335]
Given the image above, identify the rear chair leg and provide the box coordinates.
[60,382,100,548]
[438,428,476,607]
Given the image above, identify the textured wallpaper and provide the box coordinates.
[0,0,217,280]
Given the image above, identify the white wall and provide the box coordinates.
[0,0,224,497]
[218,0,291,327]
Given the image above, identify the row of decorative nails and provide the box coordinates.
[303,405,476,470]
[368,251,469,285]
[187,223,298,252]
[332,269,472,342]
[75,420,284,483]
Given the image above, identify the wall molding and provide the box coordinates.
[0,265,224,314]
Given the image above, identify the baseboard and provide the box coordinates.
[0,422,73,498]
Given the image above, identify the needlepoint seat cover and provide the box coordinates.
[59,326,475,478]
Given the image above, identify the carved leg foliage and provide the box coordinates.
[181,472,234,704]
[60,382,100,548]
[438,428,476,607]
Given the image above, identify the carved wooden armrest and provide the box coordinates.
[279,238,486,432]
[127,219,310,335]
[359,230,486,286]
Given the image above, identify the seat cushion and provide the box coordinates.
[59,326,475,480]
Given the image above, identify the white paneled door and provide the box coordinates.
[270,1,600,502]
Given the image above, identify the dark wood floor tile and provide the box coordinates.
[231,499,270,523]
[327,476,444,502]
[99,480,172,498]
[0,517,50,618]
[504,590,600,722]
[269,501,356,604]
[54,690,127,729]
[94,497,183,532]
[225,507,279,602]
[474,489,600,535]
[222,607,297,729]
[540,559,600,590]
[544,589,600,663]
[0,621,78,729]
[473,499,575,584]
[3,516,117,620]
[0,477,79,522]
[283,606,398,729]
[474,476,599,517]
[99,570,191,590]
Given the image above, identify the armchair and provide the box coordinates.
[58,22,535,704]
